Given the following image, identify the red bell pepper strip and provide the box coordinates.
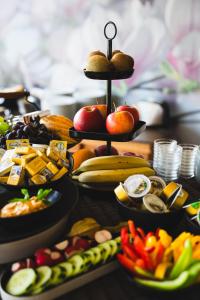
[117,253,135,273]
[155,228,160,238]
[122,244,138,261]
[128,220,136,239]
[155,242,165,265]
[144,246,155,254]
[136,227,145,240]
[121,227,129,245]
[135,258,145,269]
[133,235,154,271]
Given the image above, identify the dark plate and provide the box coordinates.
[185,214,200,234]
[73,181,117,192]
[69,121,146,142]
[124,269,200,295]
[0,177,78,241]
[116,197,184,233]
[84,69,134,80]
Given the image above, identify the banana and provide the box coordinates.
[73,155,150,174]
[73,167,155,183]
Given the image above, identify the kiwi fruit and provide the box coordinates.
[111,53,134,71]
[86,55,112,72]
[112,50,122,57]
[89,50,106,58]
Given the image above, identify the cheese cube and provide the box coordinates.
[57,158,69,168]
[51,167,68,181]
[46,147,60,161]
[49,140,67,160]
[0,159,14,176]
[21,153,37,167]
[12,157,22,165]
[15,146,35,155]
[0,176,9,184]
[32,144,48,153]
[46,162,59,175]
[7,165,24,186]
[6,139,30,150]
[25,157,46,176]
[37,150,51,163]
[31,174,47,185]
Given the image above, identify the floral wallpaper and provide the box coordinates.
[0,0,199,95]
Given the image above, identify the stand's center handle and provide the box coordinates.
[104,21,117,40]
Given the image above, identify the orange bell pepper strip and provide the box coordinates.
[128,220,136,239]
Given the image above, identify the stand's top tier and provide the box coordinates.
[84,21,134,81]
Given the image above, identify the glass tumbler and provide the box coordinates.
[155,145,182,181]
[180,144,198,178]
[153,139,177,169]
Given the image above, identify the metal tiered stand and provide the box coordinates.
[69,21,146,154]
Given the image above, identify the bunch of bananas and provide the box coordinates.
[41,115,79,146]
[72,155,155,184]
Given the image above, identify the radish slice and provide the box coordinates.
[54,240,69,251]
[11,262,26,273]
[71,236,81,247]
[94,230,112,244]
[50,251,62,260]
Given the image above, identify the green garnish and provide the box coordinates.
[9,188,53,204]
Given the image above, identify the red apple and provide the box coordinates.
[92,104,107,120]
[106,111,134,135]
[117,105,140,124]
[73,106,104,132]
[95,145,118,156]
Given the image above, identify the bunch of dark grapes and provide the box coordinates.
[0,116,56,149]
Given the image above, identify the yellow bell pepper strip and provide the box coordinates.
[158,229,172,249]
[133,235,154,271]
[134,271,190,291]
[128,220,136,239]
[145,235,157,249]
[154,262,172,280]
[170,239,193,279]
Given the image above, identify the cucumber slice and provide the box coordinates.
[68,255,86,276]
[115,236,121,246]
[90,247,102,265]
[30,266,52,295]
[6,268,37,296]
[83,250,96,266]
[58,262,73,279]
[48,266,64,286]
[108,240,118,256]
[99,242,112,263]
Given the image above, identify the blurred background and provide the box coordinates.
[0,0,200,143]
